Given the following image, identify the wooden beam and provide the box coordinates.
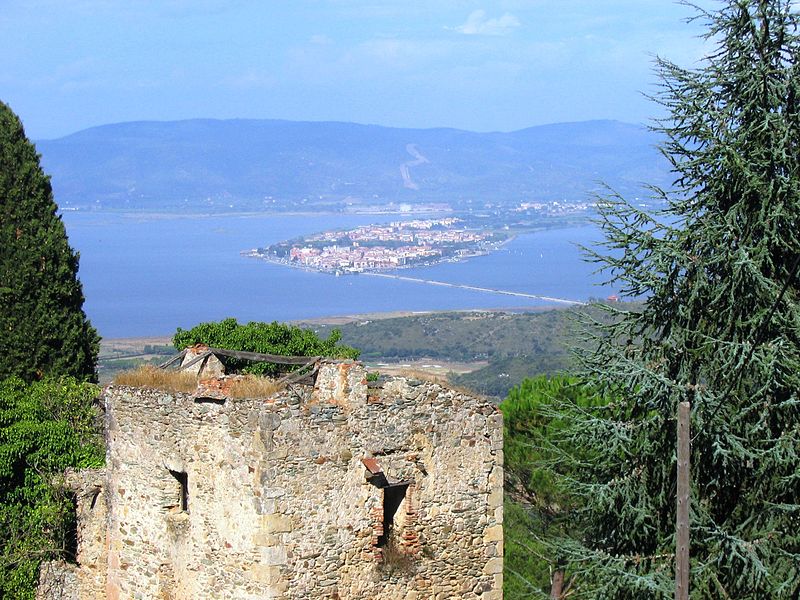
[275,361,319,385]
[205,347,322,365]
[158,349,187,369]
[159,347,324,370]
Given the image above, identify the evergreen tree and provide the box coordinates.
[0,101,98,382]
[545,2,800,597]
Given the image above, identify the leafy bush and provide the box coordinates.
[0,377,103,600]
[173,318,360,375]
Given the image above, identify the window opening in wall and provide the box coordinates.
[169,469,189,512]
[378,483,409,547]
[65,492,79,562]
[89,488,101,510]
[193,396,226,405]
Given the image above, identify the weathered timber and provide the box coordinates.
[159,348,323,370]
[158,349,187,369]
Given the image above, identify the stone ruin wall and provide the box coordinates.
[40,361,503,600]
[37,469,109,600]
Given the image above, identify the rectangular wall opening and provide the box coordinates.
[169,470,189,512]
[89,488,101,511]
[65,492,79,562]
[193,396,226,405]
[378,483,409,547]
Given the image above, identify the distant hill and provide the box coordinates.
[36,119,670,211]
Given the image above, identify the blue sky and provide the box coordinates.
[1,1,717,139]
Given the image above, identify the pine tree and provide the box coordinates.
[0,101,99,381]
[544,2,800,597]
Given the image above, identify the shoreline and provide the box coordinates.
[99,304,565,345]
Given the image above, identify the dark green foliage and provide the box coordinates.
[0,101,102,598]
[503,501,552,600]
[0,101,99,382]
[501,376,608,599]
[547,2,800,597]
[503,377,605,503]
[173,318,360,375]
[0,377,104,599]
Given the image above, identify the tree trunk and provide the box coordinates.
[550,569,564,599]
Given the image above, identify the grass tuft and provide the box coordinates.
[225,375,281,398]
[113,366,282,398]
[380,540,416,574]
[114,366,197,393]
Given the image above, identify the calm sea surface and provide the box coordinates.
[61,211,616,338]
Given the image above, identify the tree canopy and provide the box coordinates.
[0,100,98,382]
[541,1,800,597]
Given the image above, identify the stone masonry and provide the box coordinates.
[39,360,503,599]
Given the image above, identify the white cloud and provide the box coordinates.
[454,9,520,36]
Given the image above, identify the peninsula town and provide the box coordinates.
[245,217,510,274]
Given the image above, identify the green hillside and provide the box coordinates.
[311,307,597,397]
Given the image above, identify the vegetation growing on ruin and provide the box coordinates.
[114,365,198,393]
[114,366,281,398]
[0,377,103,599]
[173,317,360,375]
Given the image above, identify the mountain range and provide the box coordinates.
[36,118,671,211]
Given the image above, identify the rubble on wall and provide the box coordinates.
[180,344,226,378]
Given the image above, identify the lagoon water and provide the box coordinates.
[62,211,616,338]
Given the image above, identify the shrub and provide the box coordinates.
[0,377,103,599]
